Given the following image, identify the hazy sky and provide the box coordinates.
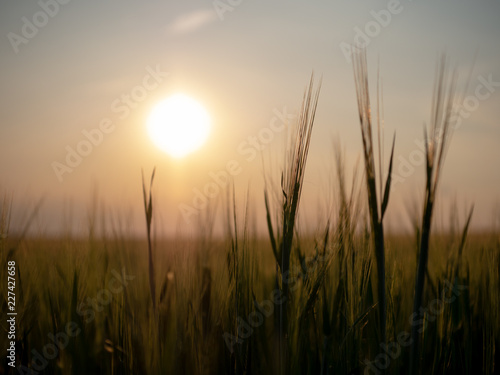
[1,0,499,236]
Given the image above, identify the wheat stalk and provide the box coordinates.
[352,48,396,345]
[409,56,460,375]
[142,167,157,310]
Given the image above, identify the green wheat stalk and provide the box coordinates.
[352,48,396,345]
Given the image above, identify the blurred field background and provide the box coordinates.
[1,196,499,374]
[1,60,499,374]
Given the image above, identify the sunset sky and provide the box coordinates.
[1,0,499,236]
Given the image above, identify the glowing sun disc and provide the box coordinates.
[147,94,210,158]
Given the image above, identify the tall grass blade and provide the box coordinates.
[264,190,280,266]
[409,55,460,375]
[352,48,393,344]
[275,73,321,373]
[142,167,157,310]
[381,134,396,220]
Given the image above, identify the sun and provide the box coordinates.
[147,94,211,158]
